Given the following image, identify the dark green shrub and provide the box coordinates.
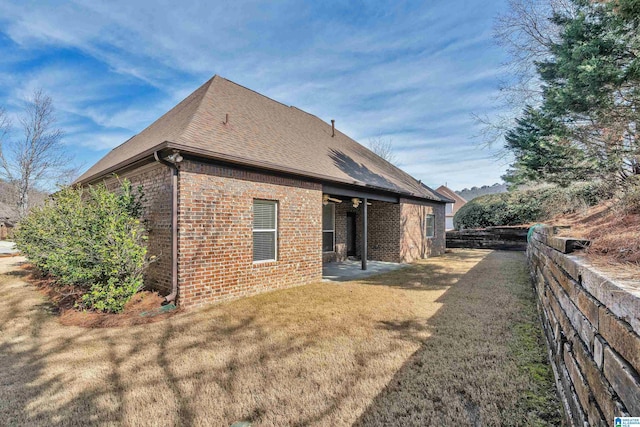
[453,182,610,229]
[15,179,148,313]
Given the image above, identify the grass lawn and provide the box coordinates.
[0,249,561,426]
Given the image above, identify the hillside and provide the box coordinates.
[456,183,507,201]
[552,202,640,275]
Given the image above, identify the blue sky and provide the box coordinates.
[0,0,513,191]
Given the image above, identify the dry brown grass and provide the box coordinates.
[0,250,559,426]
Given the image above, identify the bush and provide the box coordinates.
[617,175,640,214]
[15,179,148,313]
[453,182,610,229]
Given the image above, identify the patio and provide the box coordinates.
[0,241,17,256]
[322,259,407,281]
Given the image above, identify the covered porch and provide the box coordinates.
[320,183,444,279]
[321,184,404,271]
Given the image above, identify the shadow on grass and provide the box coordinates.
[0,250,561,426]
[354,250,562,426]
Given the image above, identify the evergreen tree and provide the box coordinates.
[503,0,640,185]
[503,107,596,185]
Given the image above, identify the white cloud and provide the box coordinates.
[65,130,134,151]
[0,0,514,189]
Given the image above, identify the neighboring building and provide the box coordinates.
[76,76,448,308]
[435,185,467,230]
[0,202,15,240]
[0,220,14,240]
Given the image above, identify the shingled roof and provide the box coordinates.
[435,185,466,210]
[77,76,445,202]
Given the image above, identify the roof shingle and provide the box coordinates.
[77,76,445,202]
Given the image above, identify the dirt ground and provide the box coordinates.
[0,249,560,426]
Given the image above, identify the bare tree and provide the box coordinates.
[0,107,10,151]
[494,0,576,106]
[475,0,576,147]
[0,90,70,218]
[368,136,398,165]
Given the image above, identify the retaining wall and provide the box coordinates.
[528,226,640,425]
[446,226,528,251]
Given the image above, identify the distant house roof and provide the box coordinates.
[435,185,467,214]
[76,75,446,202]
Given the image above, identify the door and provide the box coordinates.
[346,212,357,256]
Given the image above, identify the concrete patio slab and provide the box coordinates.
[0,241,18,255]
[323,259,408,282]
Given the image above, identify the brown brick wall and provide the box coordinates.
[0,223,13,240]
[96,159,445,306]
[368,201,402,262]
[528,226,640,425]
[400,199,446,262]
[177,160,323,308]
[98,163,173,294]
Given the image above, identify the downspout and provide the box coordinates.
[154,151,180,304]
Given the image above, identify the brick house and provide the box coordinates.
[0,202,15,240]
[0,220,14,240]
[76,76,448,308]
[435,185,467,230]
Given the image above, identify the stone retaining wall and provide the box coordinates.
[446,226,528,251]
[528,226,640,425]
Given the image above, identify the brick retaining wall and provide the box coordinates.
[528,226,640,425]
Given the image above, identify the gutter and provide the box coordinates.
[153,150,181,304]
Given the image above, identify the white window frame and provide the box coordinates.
[253,200,278,263]
[322,203,336,253]
[425,214,435,238]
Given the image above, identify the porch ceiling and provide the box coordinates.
[322,184,399,204]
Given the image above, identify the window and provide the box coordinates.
[253,200,277,262]
[322,203,335,252]
[425,214,435,238]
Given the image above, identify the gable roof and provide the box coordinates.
[435,185,467,213]
[77,76,445,202]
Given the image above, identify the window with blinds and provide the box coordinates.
[253,200,277,262]
[425,214,435,238]
[322,203,335,252]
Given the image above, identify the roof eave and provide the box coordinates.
[434,192,456,204]
[77,140,445,203]
[74,141,170,186]
[165,142,444,202]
